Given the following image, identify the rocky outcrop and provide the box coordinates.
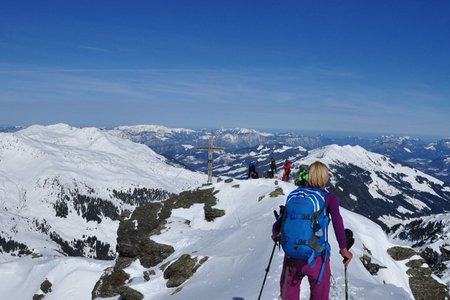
[359,254,386,275]
[406,260,450,300]
[163,255,208,288]
[386,246,416,261]
[269,187,284,197]
[32,279,52,300]
[387,246,450,300]
[92,188,221,298]
[116,202,174,269]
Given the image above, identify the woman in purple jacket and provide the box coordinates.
[272,161,353,300]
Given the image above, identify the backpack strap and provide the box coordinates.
[317,243,331,284]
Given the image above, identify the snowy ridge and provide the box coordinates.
[305,144,443,189]
[0,124,206,260]
[0,179,415,299]
[1,124,204,193]
[289,144,450,228]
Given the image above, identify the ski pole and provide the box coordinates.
[257,241,277,300]
[257,209,281,300]
[343,229,355,300]
[344,264,348,300]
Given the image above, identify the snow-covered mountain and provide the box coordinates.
[299,145,450,228]
[5,124,448,182]
[1,124,450,299]
[0,124,205,259]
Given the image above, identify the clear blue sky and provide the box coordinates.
[1,1,449,137]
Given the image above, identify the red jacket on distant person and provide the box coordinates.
[284,161,291,174]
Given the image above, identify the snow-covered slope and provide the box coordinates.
[390,212,450,284]
[135,180,412,300]
[1,179,415,300]
[0,124,205,259]
[296,145,450,228]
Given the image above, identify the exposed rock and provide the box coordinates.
[94,189,222,297]
[258,195,265,202]
[92,268,130,298]
[162,188,225,222]
[359,254,386,275]
[117,286,144,300]
[441,246,450,261]
[40,279,52,294]
[143,269,156,281]
[224,178,233,183]
[406,259,425,269]
[116,202,174,268]
[407,265,450,299]
[163,255,208,288]
[270,187,284,197]
[232,184,240,188]
[139,241,175,268]
[32,294,44,300]
[386,246,416,261]
[115,257,136,270]
[204,205,225,221]
[419,247,447,275]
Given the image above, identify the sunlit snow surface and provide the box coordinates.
[1,179,414,300]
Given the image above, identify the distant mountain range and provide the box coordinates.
[108,125,450,183]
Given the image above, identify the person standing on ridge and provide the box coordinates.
[282,160,291,181]
[295,165,309,187]
[270,157,277,178]
[272,161,352,300]
[248,161,259,179]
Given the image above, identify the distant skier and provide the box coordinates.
[295,165,309,187]
[269,157,277,179]
[248,161,259,179]
[282,160,291,181]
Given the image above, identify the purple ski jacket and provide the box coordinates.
[272,190,347,250]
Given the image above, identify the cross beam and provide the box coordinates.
[195,136,224,184]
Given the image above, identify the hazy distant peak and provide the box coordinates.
[115,125,195,134]
[216,127,273,137]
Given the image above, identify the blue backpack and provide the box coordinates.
[279,187,331,283]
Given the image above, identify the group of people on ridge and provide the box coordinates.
[248,157,309,187]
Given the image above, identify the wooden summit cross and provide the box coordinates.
[195,136,224,184]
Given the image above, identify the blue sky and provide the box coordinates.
[0,1,449,137]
